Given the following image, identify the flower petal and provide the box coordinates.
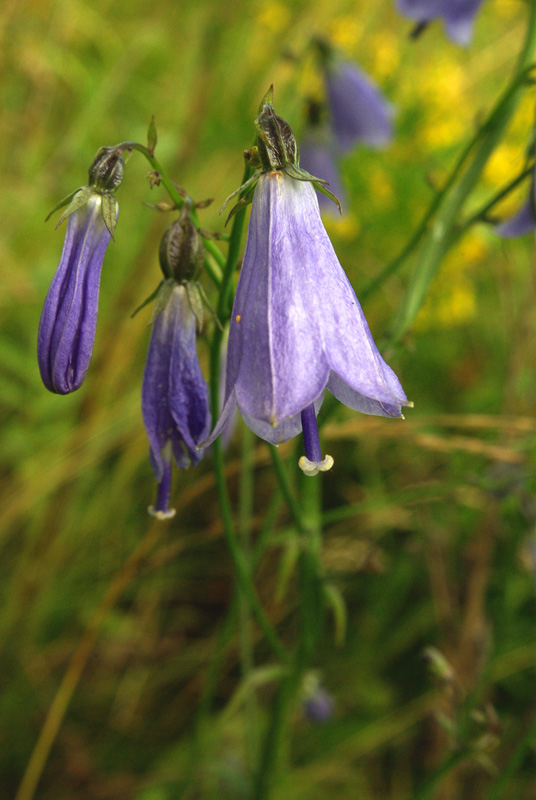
[230,172,331,424]
[142,284,210,479]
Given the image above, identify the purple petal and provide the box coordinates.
[325,62,394,153]
[142,284,210,480]
[495,200,536,239]
[229,172,331,424]
[38,195,112,394]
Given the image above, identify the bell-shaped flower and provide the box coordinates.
[38,147,124,394]
[142,280,211,519]
[396,0,485,45]
[324,61,394,152]
[204,101,409,475]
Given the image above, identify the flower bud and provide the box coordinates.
[159,216,204,283]
[88,146,125,192]
[255,104,299,171]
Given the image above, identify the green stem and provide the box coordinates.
[268,447,310,535]
[461,163,533,231]
[120,141,226,286]
[238,425,257,769]
[385,4,536,339]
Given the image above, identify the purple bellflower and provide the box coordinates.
[324,61,394,153]
[142,209,211,519]
[38,147,124,394]
[203,99,410,475]
[397,0,485,45]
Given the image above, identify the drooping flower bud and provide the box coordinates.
[255,103,299,171]
[88,146,125,192]
[159,213,204,284]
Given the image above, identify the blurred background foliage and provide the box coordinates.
[2,0,536,798]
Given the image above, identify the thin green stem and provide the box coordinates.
[390,5,536,343]
[268,447,310,535]
[120,141,226,285]
[461,163,533,231]
[238,425,257,769]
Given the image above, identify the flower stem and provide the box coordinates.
[120,141,226,285]
[390,3,536,343]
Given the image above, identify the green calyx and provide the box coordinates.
[221,94,342,221]
[46,187,119,238]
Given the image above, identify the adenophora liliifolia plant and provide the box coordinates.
[202,92,411,475]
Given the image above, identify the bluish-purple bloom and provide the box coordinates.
[206,168,409,474]
[324,61,394,153]
[397,0,485,45]
[142,281,210,519]
[38,192,116,394]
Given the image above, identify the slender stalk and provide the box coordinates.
[121,141,226,285]
[238,424,257,769]
[390,4,536,343]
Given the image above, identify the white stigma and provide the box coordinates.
[298,454,334,477]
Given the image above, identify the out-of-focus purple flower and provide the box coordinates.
[496,187,535,238]
[324,61,394,153]
[142,280,210,519]
[203,102,409,475]
[397,0,485,45]
[38,147,124,394]
[303,687,335,723]
[299,128,346,215]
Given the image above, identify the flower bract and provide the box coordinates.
[142,281,210,519]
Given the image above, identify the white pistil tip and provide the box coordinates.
[148,506,176,521]
[298,454,334,477]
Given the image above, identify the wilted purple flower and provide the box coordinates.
[496,188,535,238]
[204,102,409,475]
[324,61,394,153]
[397,0,485,45]
[142,281,210,519]
[38,147,124,394]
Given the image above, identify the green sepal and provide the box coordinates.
[53,187,93,228]
[185,281,205,331]
[225,192,254,226]
[194,281,223,331]
[147,115,157,156]
[150,279,175,324]
[45,187,84,224]
[258,85,274,113]
[282,163,342,214]
[220,170,261,220]
[130,280,164,319]
[101,192,119,238]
